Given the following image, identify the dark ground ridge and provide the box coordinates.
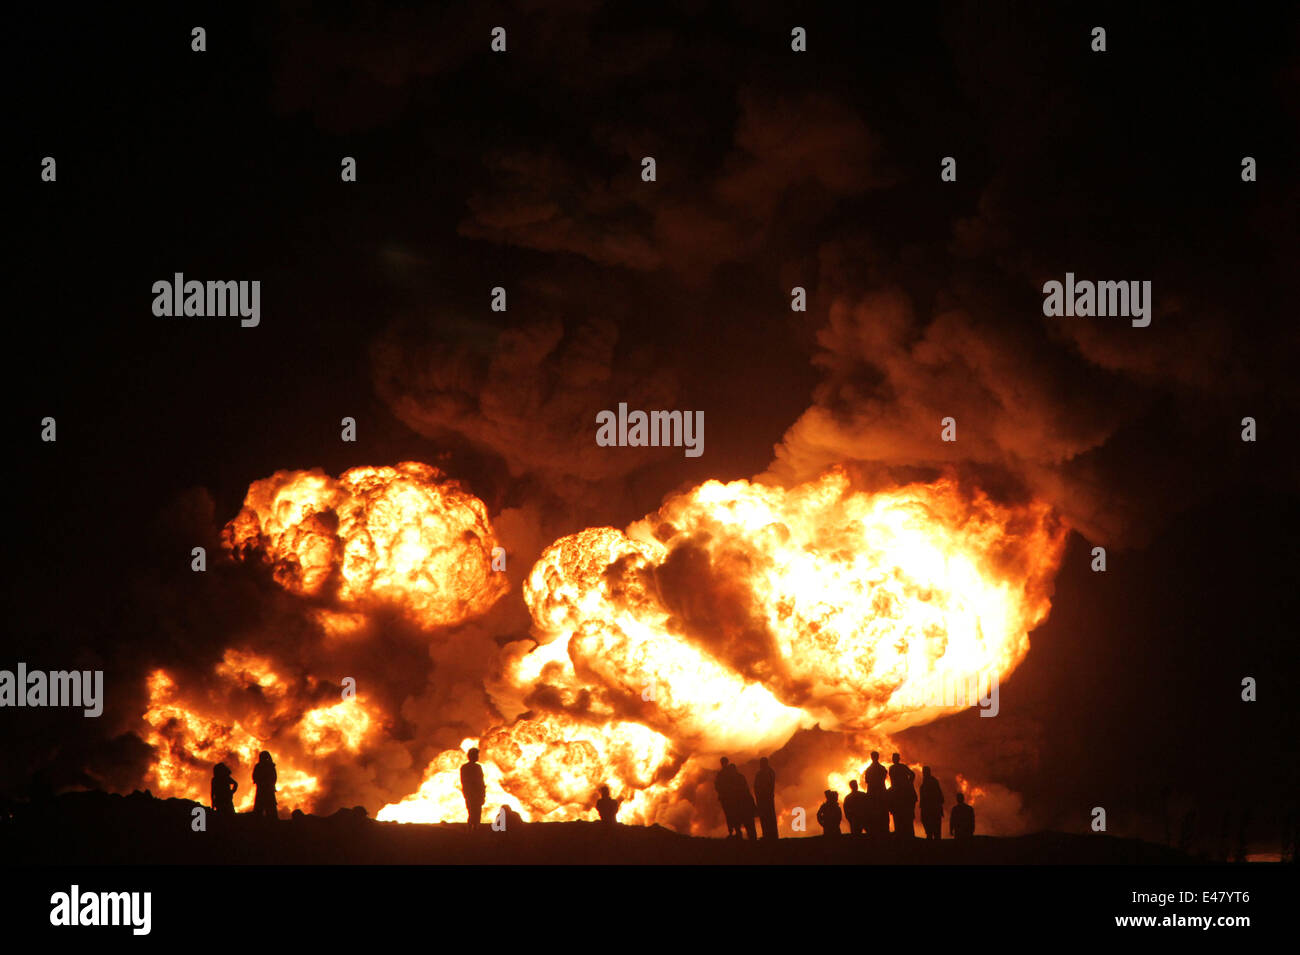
[1,789,1248,865]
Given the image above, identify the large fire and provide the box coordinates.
[143,654,380,813]
[142,462,502,811]
[143,462,1067,832]
[222,461,507,629]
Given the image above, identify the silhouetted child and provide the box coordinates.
[843,779,869,834]
[950,791,975,839]
[210,763,237,814]
[817,790,842,836]
[918,766,944,840]
[595,785,621,825]
[251,751,278,820]
[461,747,486,833]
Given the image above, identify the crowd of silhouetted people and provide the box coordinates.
[178,741,1297,862]
[193,742,1290,860]
[450,746,975,840]
[718,749,975,840]
[812,751,975,839]
[211,745,974,841]
[712,756,780,839]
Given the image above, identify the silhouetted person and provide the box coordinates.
[843,779,869,835]
[715,757,742,838]
[210,763,238,814]
[888,753,916,837]
[733,766,758,840]
[251,751,278,820]
[498,804,524,831]
[918,766,944,840]
[817,790,842,836]
[595,785,621,825]
[460,747,486,833]
[753,756,778,840]
[950,792,974,839]
[863,751,889,836]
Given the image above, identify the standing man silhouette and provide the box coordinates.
[843,779,870,835]
[252,751,278,820]
[816,790,843,836]
[753,756,778,840]
[460,747,486,833]
[888,753,916,837]
[863,751,889,837]
[950,791,975,839]
[918,766,944,839]
[714,757,742,838]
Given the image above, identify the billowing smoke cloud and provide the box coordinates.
[372,317,679,495]
[766,204,1297,548]
[763,286,1137,543]
[458,90,884,281]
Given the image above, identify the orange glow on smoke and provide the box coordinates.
[956,773,986,804]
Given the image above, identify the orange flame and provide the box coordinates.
[142,654,381,813]
[143,462,1066,832]
[379,467,1067,830]
[222,462,507,628]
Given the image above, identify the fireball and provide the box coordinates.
[142,655,380,813]
[144,460,1067,834]
[222,461,508,628]
[143,461,509,813]
[378,467,1066,830]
